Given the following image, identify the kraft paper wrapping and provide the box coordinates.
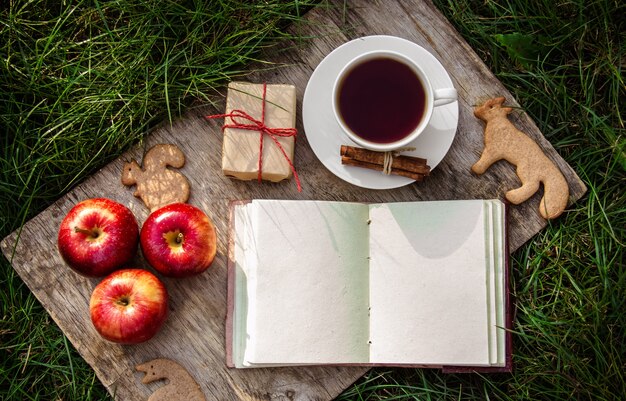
[221,82,297,182]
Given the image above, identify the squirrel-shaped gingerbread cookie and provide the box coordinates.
[136,358,206,401]
[122,144,190,211]
[472,97,569,219]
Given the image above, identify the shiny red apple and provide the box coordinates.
[140,203,217,278]
[58,198,139,277]
[90,268,168,344]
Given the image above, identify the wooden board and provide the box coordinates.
[1,1,586,400]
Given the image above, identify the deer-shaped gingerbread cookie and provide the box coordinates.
[136,358,206,401]
[472,97,569,219]
[122,144,190,211]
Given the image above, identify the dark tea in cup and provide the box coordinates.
[335,56,426,144]
[332,50,457,152]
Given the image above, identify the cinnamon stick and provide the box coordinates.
[340,145,431,180]
[341,156,426,181]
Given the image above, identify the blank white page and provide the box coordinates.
[244,200,371,365]
[368,200,490,365]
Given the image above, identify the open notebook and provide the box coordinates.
[226,199,511,371]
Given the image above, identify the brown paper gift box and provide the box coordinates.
[221,82,297,183]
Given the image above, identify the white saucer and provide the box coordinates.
[302,35,459,189]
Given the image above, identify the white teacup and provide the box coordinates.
[332,50,457,152]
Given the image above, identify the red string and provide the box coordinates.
[205,83,301,192]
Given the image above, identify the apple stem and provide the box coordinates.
[74,226,98,238]
[175,232,184,244]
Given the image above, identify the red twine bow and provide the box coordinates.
[205,83,301,192]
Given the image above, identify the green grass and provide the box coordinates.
[1,0,624,400]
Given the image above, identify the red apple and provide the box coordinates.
[58,198,139,277]
[90,268,168,344]
[140,203,217,278]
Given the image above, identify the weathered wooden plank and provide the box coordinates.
[1,1,586,400]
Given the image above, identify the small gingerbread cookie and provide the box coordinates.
[136,358,206,401]
[122,144,191,211]
[472,97,569,219]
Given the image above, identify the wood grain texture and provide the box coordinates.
[1,1,586,400]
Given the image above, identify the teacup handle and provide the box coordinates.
[433,88,457,107]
